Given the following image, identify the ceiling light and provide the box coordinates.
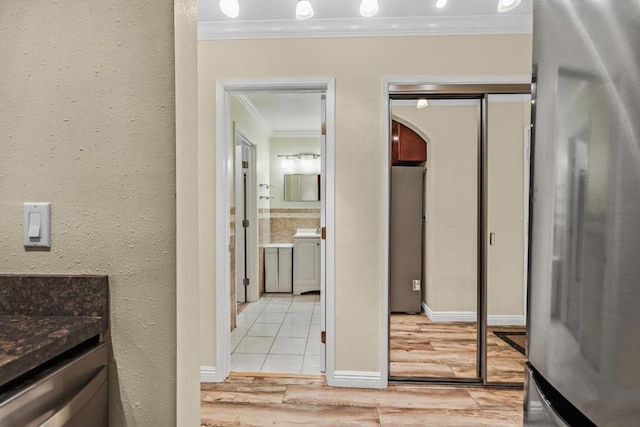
[360,0,379,17]
[497,0,522,12]
[435,0,448,8]
[296,0,314,20]
[417,99,429,109]
[219,0,239,18]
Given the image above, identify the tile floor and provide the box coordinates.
[231,293,322,375]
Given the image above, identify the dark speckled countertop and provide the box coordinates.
[0,275,109,388]
[0,316,103,386]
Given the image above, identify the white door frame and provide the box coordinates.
[215,77,336,382]
[234,133,258,303]
[380,75,531,387]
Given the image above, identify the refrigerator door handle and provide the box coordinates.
[530,372,569,427]
[40,366,107,427]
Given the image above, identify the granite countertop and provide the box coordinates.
[0,315,103,386]
[0,275,109,388]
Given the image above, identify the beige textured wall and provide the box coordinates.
[198,35,532,371]
[394,103,480,313]
[1,2,179,425]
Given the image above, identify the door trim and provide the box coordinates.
[381,75,531,388]
[234,133,258,303]
[213,77,336,383]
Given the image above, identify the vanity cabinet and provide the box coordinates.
[265,244,293,293]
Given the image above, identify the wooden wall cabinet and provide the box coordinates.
[391,120,427,166]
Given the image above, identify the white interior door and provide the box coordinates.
[320,94,327,373]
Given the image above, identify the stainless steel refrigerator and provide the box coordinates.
[526,1,640,425]
[390,166,424,313]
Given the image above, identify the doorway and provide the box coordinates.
[215,79,336,382]
[383,82,531,386]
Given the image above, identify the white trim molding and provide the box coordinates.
[235,94,272,134]
[422,302,525,326]
[200,366,218,383]
[271,130,321,138]
[215,81,232,382]
[488,315,526,326]
[332,371,384,389]
[422,302,477,323]
[198,15,532,40]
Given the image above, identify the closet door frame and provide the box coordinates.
[385,82,531,387]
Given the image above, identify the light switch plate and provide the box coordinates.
[24,202,51,248]
[412,279,421,291]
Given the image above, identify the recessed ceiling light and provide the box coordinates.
[360,0,379,18]
[435,0,448,8]
[417,99,429,109]
[296,0,314,20]
[219,0,239,18]
[497,0,522,12]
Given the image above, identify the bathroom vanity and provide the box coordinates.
[293,229,321,295]
[264,243,293,293]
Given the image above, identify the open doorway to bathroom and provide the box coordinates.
[227,89,327,376]
[385,83,531,386]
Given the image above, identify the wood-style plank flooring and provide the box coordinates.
[390,314,526,383]
[201,373,523,426]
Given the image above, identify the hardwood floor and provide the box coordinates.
[390,314,526,383]
[201,373,523,426]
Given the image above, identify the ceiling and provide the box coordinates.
[235,92,322,135]
[199,0,533,39]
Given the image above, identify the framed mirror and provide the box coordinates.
[284,174,320,201]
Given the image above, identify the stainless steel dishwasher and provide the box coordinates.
[0,342,108,427]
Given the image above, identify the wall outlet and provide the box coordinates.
[412,279,421,291]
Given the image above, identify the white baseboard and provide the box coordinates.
[330,371,384,389]
[487,315,526,326]
[200,366,219,383]
[422,302,525,326]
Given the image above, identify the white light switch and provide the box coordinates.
[24,203,51,248]
[28,213,42,238]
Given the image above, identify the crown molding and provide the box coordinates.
[271,130,321,138]
[198,15,532,40]
[235,94,272,134]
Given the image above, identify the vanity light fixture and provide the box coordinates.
[359,0,379,17]
[278,153,321,173]
[277,153,321,160]
[497,0,522,12]
[280,158,295,173]
[416,98,429,109]
[435,0,448,8]
[296,0,314,20]
[219,0,240,18]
